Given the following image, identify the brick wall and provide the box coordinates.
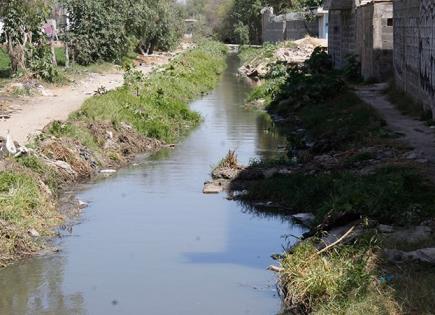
[394,0,435,112]
[262,8,319,43]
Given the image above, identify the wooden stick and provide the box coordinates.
[267,265,284,273]
[317,225,356,255]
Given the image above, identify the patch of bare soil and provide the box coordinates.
[0,55,171,145]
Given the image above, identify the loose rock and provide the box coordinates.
[203,181,223,194]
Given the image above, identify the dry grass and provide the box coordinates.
[279,238,402,314]
[218,150,239,169]
[41,140,93,179]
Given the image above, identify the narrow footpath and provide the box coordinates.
[0,56,170,144]
[356,83,435,164]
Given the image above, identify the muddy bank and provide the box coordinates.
[0,41,228,268]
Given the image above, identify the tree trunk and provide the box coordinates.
[64,44,70,68]
[139,45,147,56]
[50,40,57,66]
[6,34,26,73]
[148,39,157,55]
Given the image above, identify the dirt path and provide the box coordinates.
[356,83,435,164]
[0,56,170,144]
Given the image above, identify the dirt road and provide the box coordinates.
[0,56,170,144]
[356,83,435,164]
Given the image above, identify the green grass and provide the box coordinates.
[46,120,100,152]
[16,155,63,193]
[278,237,401,314]
[0,170,53,225]
[0,165,60,267]
[0,47,11,81]
[295,92,385,149]
[237,45,435,315]
[238,41,295,64]
[241,166,435,225]
[74,41,227,143]
[54,47,66,67]
[0,46,116,85]
[386,263,435,314]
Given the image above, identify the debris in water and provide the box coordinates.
[203,181,223,194]
[291,213,315,226]
[100,169,117,174]
[78,200,89,209]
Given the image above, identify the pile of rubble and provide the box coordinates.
[239,36,327,80]
[0,132,29,160]
[3,80,53,97]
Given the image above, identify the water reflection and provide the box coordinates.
[0,55,304,315]
[0,256,85,315]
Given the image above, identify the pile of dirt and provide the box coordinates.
[87,121,162,166]
[239,36,327,79]
[36,120,163,182]
[277,37,327,64]
[41,138,95,181]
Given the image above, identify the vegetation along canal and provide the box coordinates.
[0,56,305,315]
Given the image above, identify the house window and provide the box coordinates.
[387,18,393,26]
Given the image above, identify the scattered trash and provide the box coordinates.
[78,200,89,209]
[100,169,117,174]
[379,274,394,285]
[28,228,40,237]
[94,86,108,96]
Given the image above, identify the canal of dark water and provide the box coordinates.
[0,56,305,315]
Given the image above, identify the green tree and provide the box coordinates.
[0,0,52,72]
[62,0,129,65]
[128,0,184,55]
[63,0,183,64]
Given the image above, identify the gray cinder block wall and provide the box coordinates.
[357,1,394,80]
[326,0,393,81]
[394,0,435,112]
[261,7,319,43]
[328,7,356,69]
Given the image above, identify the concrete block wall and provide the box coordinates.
[394,0,435,112]
[357,2,393,80]
[328,9,356,69]
[328,1,393,81]
[262,8,319,43]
